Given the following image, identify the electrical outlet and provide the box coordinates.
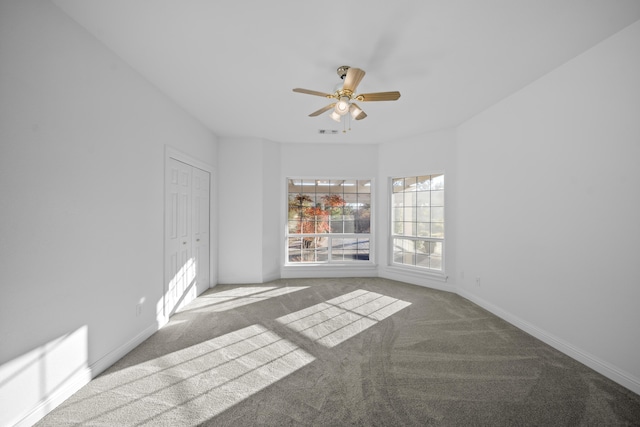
[136,303,142,317]
[475,277,481,287]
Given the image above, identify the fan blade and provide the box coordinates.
[350,103,367,120]
[293,88,334,98]
[309,103,336,117]
[342,68,366,93]
[357,91,401,101]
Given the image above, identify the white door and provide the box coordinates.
[192,166,210,295]
[164,158,210,317]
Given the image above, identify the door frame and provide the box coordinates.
[162,145,216,322]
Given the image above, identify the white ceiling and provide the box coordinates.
[52,0,640,144]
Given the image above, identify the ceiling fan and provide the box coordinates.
[293,66,401,123]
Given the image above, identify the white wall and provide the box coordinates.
[377,129,458,291]
[0,1,218,425]
[280,142,379,278]
[217,137,265,284]
[456,20,640,394]
[217,137,282,284]
[262,140,282,282]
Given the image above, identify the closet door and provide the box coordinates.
[164,157,211,318]
[192,167,210,295]
[165,158,193,317]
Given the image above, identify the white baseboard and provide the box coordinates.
[89,323,159,377]
[379,267,453,293]
[13,366,91,427]
[16,323,159,427]
[456,288,640,396]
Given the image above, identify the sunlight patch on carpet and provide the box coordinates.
[276,289,411,348]
[180,286,309,313]
[61,325,314,426]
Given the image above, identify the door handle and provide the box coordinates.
[183,241,187,245]
[196,239,200,242]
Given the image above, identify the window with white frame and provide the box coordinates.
[390,174,444,272]
[287,179,372,264]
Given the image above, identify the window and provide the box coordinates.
[390,174,444,272]
[287,179,372,264]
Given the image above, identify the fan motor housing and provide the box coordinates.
[336,65,350,80]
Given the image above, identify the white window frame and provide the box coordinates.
[285,177,375,266]
[389,174,445,275]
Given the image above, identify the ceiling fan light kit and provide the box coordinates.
[293,65,400,131]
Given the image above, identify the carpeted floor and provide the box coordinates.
[36,278,640,426]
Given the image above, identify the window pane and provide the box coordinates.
[331,238,344,261]
[316,246,329,262]
[432,174,444,190]
[416,253,430,267]
[430,241,442,256]
[431,207,444,223]
[288,237,301,262]
[429,256,442,270]
[392,238,406,256]
[417,222,430,237]
[404,177,417,191]
[330,208,344,219]
[302,248,315,262]
[404,191,416,207]
[341,238,358,259]
[358,193,371,206]
[417,207,430,222]
[303,192,316,206]
[355,212,370,233]
[289,179,304,194]
[417,176,431,191]
[431,190,444,207]
[431,223,444,238]
[404,206,415,222]
[357,238,370,260]
[344,219,355,233]
[358,180,371,193]
[393,221,403,235]
[417,192,430,206]
[342,180,357,189]
[392,207,403,221]
[404,222,417,236]
[343,192,357,204]
[392,178,404,192]
[403,252,416,265]
[392,193,404,206]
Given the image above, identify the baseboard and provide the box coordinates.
[12,366,91,427]
[379,267,453,293]
[262,271,281,283]
[456,288,640,396]
[89,323,159,377]
[16,322,159,427]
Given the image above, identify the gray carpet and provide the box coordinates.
[37,278,640,426]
